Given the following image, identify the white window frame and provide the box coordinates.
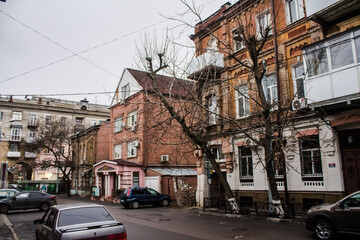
[75,117,83,126]
[207,37,218,52]
[127,141,137,157]
[127,111,137,130]
[121,83,130,100]
[292,62,305,98]
[232,29,244,52]
[10,127,21,141]
[257,10,272,38]
[209,96,218,125]
[114,117,123,133]
[300,135,323,177]
[235,84,250,119]
[12,111,22,121]
[262,74,278,105]
[239,147,253,179]
[30,114,37,126]
[114,144,122,159]
[210,146,225,162]
[285,0,305,24]
[28,129,36,140]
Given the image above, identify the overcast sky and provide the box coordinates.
[0,0,229,106]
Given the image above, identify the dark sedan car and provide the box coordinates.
[0,191,57,214]
[305,190,360,240]
[120,187,170,209]
[34,204,127,240]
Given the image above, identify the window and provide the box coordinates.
[28,129,36,141]
[114,144,122,159]
[233,29,244,51]
[127,141,137,157]
[45,116,52,125]
[121,84,130,100]
[292,63,305,98]
[262,74,278,104]
[114,118,122,132]
[75,117,83,126]
[60,147,65,154]
[10,127,21,141]
[355,30,360,62]
[286,0,305,24]
[29,114,37,126]
[208,96,218,125]
[239,147,253,179]
[300,135,323,177]
[210,146,225,161]
[305,43,328,77]
[127,111,137,130]
[133,172,139,188]
[257,11,272,37]
[207,37,217,52]
[0,112,3,120]
[330,33,354,69]
[236,84,250,118]
[10,143,18,152]
[12,111,22,121]
[60,117,66,125]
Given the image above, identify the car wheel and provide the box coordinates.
[0,205,9,214]
[131,201,140,209]
[314,219,334,240]
[161,199,169,207]
[40,203,50,212]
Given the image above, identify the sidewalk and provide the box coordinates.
[0,214,15,240]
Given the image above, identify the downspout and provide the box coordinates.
[76,133,79,195]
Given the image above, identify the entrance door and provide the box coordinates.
[210,172,226,200]
[342,151,360,194]
[339,130,360,194]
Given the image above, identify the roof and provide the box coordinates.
[149,168,197,176]
[127,68,195,98]
[94,159,142,168]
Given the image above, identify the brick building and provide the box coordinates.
[189,0,360,211]
[93,68,197,201]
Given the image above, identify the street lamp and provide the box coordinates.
[0,119,15,188]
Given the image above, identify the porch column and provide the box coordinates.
[118,175,121,189]
[107,175,111,197]
[96,175,99,188]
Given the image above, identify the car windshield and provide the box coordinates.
[58,207,114,227]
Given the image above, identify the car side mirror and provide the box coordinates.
[34,219,43,225]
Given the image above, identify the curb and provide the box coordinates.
[198,210,305,224]
[1,214,18,240]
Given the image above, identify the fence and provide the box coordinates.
[203,198,306,218]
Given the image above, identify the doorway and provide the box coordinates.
[339,130,360,194]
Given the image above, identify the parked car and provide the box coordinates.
[0,191,57,214]
[120,187,170,209]
[305,190,360,240]
[0,189,19,199]
[34,204,127,240]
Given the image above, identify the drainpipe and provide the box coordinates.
[76,133,79,195]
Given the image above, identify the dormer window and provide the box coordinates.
[121,84,130,100]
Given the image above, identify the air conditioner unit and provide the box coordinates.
[161,155,169,162]
[292,98,307,111]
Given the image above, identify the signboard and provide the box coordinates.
[329,163,336,168]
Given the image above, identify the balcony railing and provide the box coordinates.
[25,151,37,158]
[28,121,38,128]
[187,51,224,75]
[10,135,21,141]
[7,151,21,158]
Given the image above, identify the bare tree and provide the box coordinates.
[27,118,74,195]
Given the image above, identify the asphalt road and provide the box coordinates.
[2,194,352,240]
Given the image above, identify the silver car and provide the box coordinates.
[0,189,19,199]
[34,203,127,240]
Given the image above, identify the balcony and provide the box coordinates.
[25,151,37,158]
[28,121,38,128]
[74,125,85,132]
[9,135,21,142]
[303,28,360,109]
[7,151,21,158]
[305,0,360,24]
[187,51,224,77]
